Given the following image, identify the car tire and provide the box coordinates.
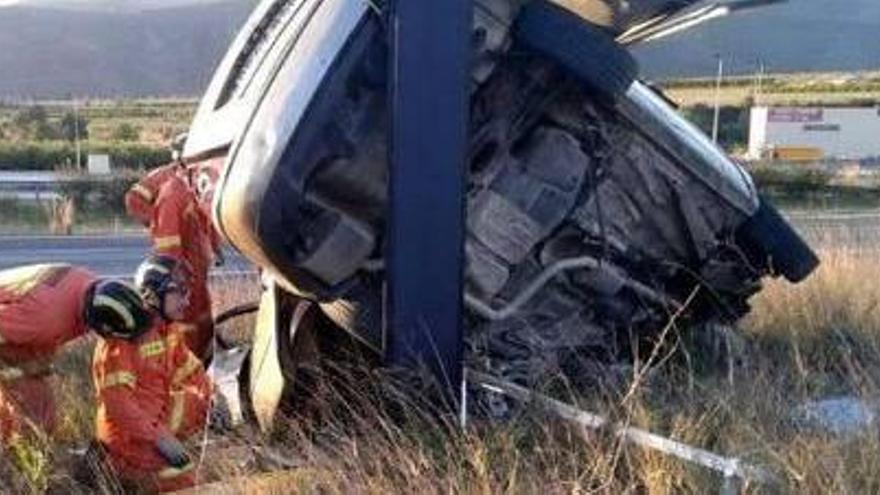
[514,0,638,100]
[736,197,820,283]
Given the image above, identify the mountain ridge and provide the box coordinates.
[0,0,877,99]
[0,1,253,99]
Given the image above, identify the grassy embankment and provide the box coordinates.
[2,220,876,494]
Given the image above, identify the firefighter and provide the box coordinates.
[124,162,179,227]
[0,264,150,445]
[145,141,221,361]
[93,255,212,493]
[123,132,189,227]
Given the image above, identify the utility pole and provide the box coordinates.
[711,54,724,144]
[756,59,765,105]
[73,98,82,170]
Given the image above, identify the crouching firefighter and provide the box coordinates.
[0,264,140,446]
[93,255,212,493]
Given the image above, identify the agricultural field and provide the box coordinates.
[0,99,196,146]
[660,71,880,108]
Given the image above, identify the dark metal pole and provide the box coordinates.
[386,0,470,397]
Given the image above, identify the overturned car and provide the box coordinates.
[184,0,817,422]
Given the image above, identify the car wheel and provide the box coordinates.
[514,0,638,100]
[736,197,820,283]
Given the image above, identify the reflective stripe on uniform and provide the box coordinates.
[165,330,184,349]
[172,353,202,385]
[101,371,136,390]
[168,391,185,433]
[158,461,193,479]
[139,340,166,358]
[175,323,198,334]
[0,264,70,299]
[130,183,155,203]
[0,367,24,381]
[93,295,136,330]
[155,236,182,250]
[0,359,54,381]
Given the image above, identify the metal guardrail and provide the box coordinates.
[0,171,61,198]
[0,171,121,199]
[468,370,778,494]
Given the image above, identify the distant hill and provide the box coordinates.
[0,0,877,99]
[0,1,253,99]
[635,0,880,80]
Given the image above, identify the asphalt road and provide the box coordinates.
[0,210,876,278]
[787,210,880,248]
[0,234,255,277]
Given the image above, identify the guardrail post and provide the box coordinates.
[386,0,471,400]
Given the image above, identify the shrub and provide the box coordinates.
[13,105,48,128]
[59,111,89,142]
[112,122,140,142]
[0,141,170,171]
[95,142,170,169]
[56,169,142,212]
[748,163,833,191]
[681,104,749,151]
[0,142,74,170]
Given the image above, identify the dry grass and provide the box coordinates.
[13,227,880,494]
[42,198,75,236]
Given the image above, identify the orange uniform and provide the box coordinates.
[125,163,180,226]
[150,173,220,360]
[0,264,97,442]
[93,321,211,493]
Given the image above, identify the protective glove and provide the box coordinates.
[155,436,190,468]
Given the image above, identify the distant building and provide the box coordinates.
[748,106,880,161]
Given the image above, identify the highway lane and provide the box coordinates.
[0,210,877,277]
[786,210,880,248]
[0,234,255,277]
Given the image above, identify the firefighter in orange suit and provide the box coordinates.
[124,133,189,226]
[0,264,145,445]
[124,162,179,227]
[149,168,221,362]
[93,255,212,493]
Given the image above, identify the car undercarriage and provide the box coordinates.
[186,0,817,423]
